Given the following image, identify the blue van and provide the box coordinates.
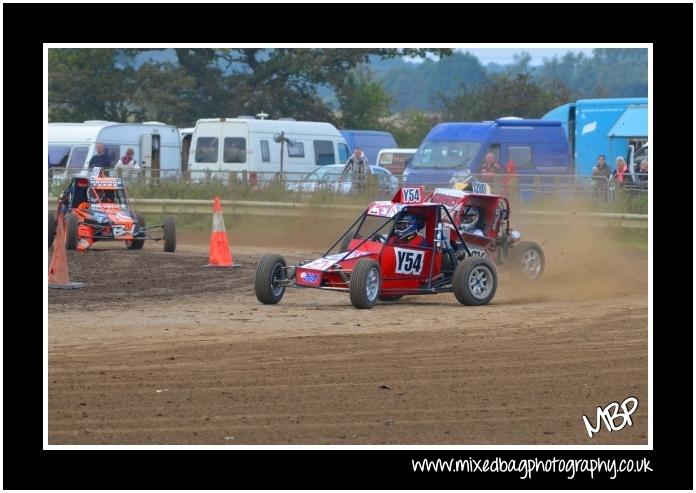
[543,98,648,176]
[339,130,398,166]
[403,118,570,186]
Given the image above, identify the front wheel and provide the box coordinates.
[509,241,545,281]
[255,254,287,304]
[453,257,497,306]
[126,214,146,250]
[349,258,381,309]
[163,216,176,252]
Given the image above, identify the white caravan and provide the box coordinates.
[48,121,181,176]
[187,118,350,184]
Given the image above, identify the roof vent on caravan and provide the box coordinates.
[278,117,296,121]
[143,121,166,125]
[256,111,269,120]
[83,120,113,125]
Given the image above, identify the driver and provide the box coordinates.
[90,189,114,204]
[390,213,429,248]
[459,206,484,236]
[98,190,114,203]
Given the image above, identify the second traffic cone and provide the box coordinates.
[49,212,87,289]
[203,197,240,269]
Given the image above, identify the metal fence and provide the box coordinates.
[45,196,648,229]
[47,167,649,205]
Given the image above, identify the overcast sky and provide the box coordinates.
[404,48,596,66]
[457,48,595,65]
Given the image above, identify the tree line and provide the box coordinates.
[48,48,647,148]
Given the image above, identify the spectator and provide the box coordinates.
[591,154,612,200]
[501,159,518,198]
[638,159,648,182]
[480,152,501,178]
[613,156,630,188]
[342,147,370,192]
[89,143,112,169]
[114,148,139,179]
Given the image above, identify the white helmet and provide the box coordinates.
[460,206,479,231]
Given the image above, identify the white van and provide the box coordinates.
[375,148,417,176]
[187,118,350,185]
[48,121,181,177]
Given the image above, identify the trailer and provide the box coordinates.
[48,121,182,177]
[542,98,648,176]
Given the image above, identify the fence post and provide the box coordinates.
[367,173,378,197]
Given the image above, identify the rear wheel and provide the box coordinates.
[255,254,287,304]
[453,257,497,306]
[349,258,381,309]
[48,213,56,248]
[64,213,78,250]
[509,241,545,281]
[126,214,145,250]
[163,216,176,252]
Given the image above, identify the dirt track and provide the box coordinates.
[48,226,648,445]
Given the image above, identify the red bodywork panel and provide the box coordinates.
[295,203,442,295]
[426,188,508,255]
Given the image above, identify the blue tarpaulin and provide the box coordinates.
[607,106,648,137]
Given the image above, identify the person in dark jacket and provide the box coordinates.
[342,147,370,192]
[591,154,612,200]
[89,142,112,168]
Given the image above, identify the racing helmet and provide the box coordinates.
[97,189,113,202]
[460,206,480,231]
[395,214,425,240]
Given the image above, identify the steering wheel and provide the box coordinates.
[371,234,387,243]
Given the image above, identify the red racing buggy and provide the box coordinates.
[255,187,503,309]
[48,168,176,252]
[424,187,545,281]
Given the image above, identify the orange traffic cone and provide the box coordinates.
[49,212,87,289]
[202,197,240,269]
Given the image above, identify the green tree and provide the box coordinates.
[379,51,487,111]
[435,72,567,121]
[537,48,647,99]
[336,69,393,129]
[49,48,141,122]
[49,48,453,124]
[383,112,440,148]
[131,63,201,126]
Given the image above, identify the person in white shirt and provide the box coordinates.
[114,148,139,179]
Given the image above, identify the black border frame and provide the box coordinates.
[6,2,692,489]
